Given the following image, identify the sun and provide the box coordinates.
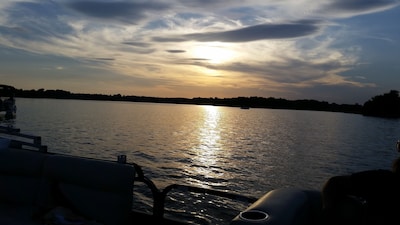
[191,43,235,64]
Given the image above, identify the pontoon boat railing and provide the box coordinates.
[131,162,258,221]
[0,125,47,152]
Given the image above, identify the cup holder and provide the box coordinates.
[239,209,269,222]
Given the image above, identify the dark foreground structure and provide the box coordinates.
[2,124,399,225]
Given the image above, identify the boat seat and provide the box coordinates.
[0,148,48,206]
[38,154,136,225]
[0,148,49,225]
[0,147,137,225]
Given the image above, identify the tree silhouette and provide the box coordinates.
[1,84,366,114]
[362,90,400,118]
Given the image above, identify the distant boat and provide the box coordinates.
[0,107,16,120]
[0,84,16,120]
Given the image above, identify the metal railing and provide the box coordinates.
[0,125,47,152]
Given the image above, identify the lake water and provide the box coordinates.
[6,98,400,224]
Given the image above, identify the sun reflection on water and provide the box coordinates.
[199,105,221,150]
[190,105,223,182]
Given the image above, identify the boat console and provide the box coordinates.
[230,188,322,225]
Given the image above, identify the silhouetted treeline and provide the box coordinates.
[362,90,400,118]
[11,88,364,114]
[5,86,400,118]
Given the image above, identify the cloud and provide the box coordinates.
[329,0,398,11]
[153,20,320,43]
[318,0,400,17]
[189,58,209,61]
[122,42,152,48]
[2,2,74,42]
[93,58,115,61]
[66,1,170,23]
[166,50,186,53]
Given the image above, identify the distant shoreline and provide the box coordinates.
[11,88,363,115]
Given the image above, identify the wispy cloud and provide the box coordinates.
[322,0,400,16]
[153,20,320,42]
[66,1,170,23]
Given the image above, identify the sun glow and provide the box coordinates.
[191,43,235,64]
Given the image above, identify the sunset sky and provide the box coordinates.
[1,0,399,104]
